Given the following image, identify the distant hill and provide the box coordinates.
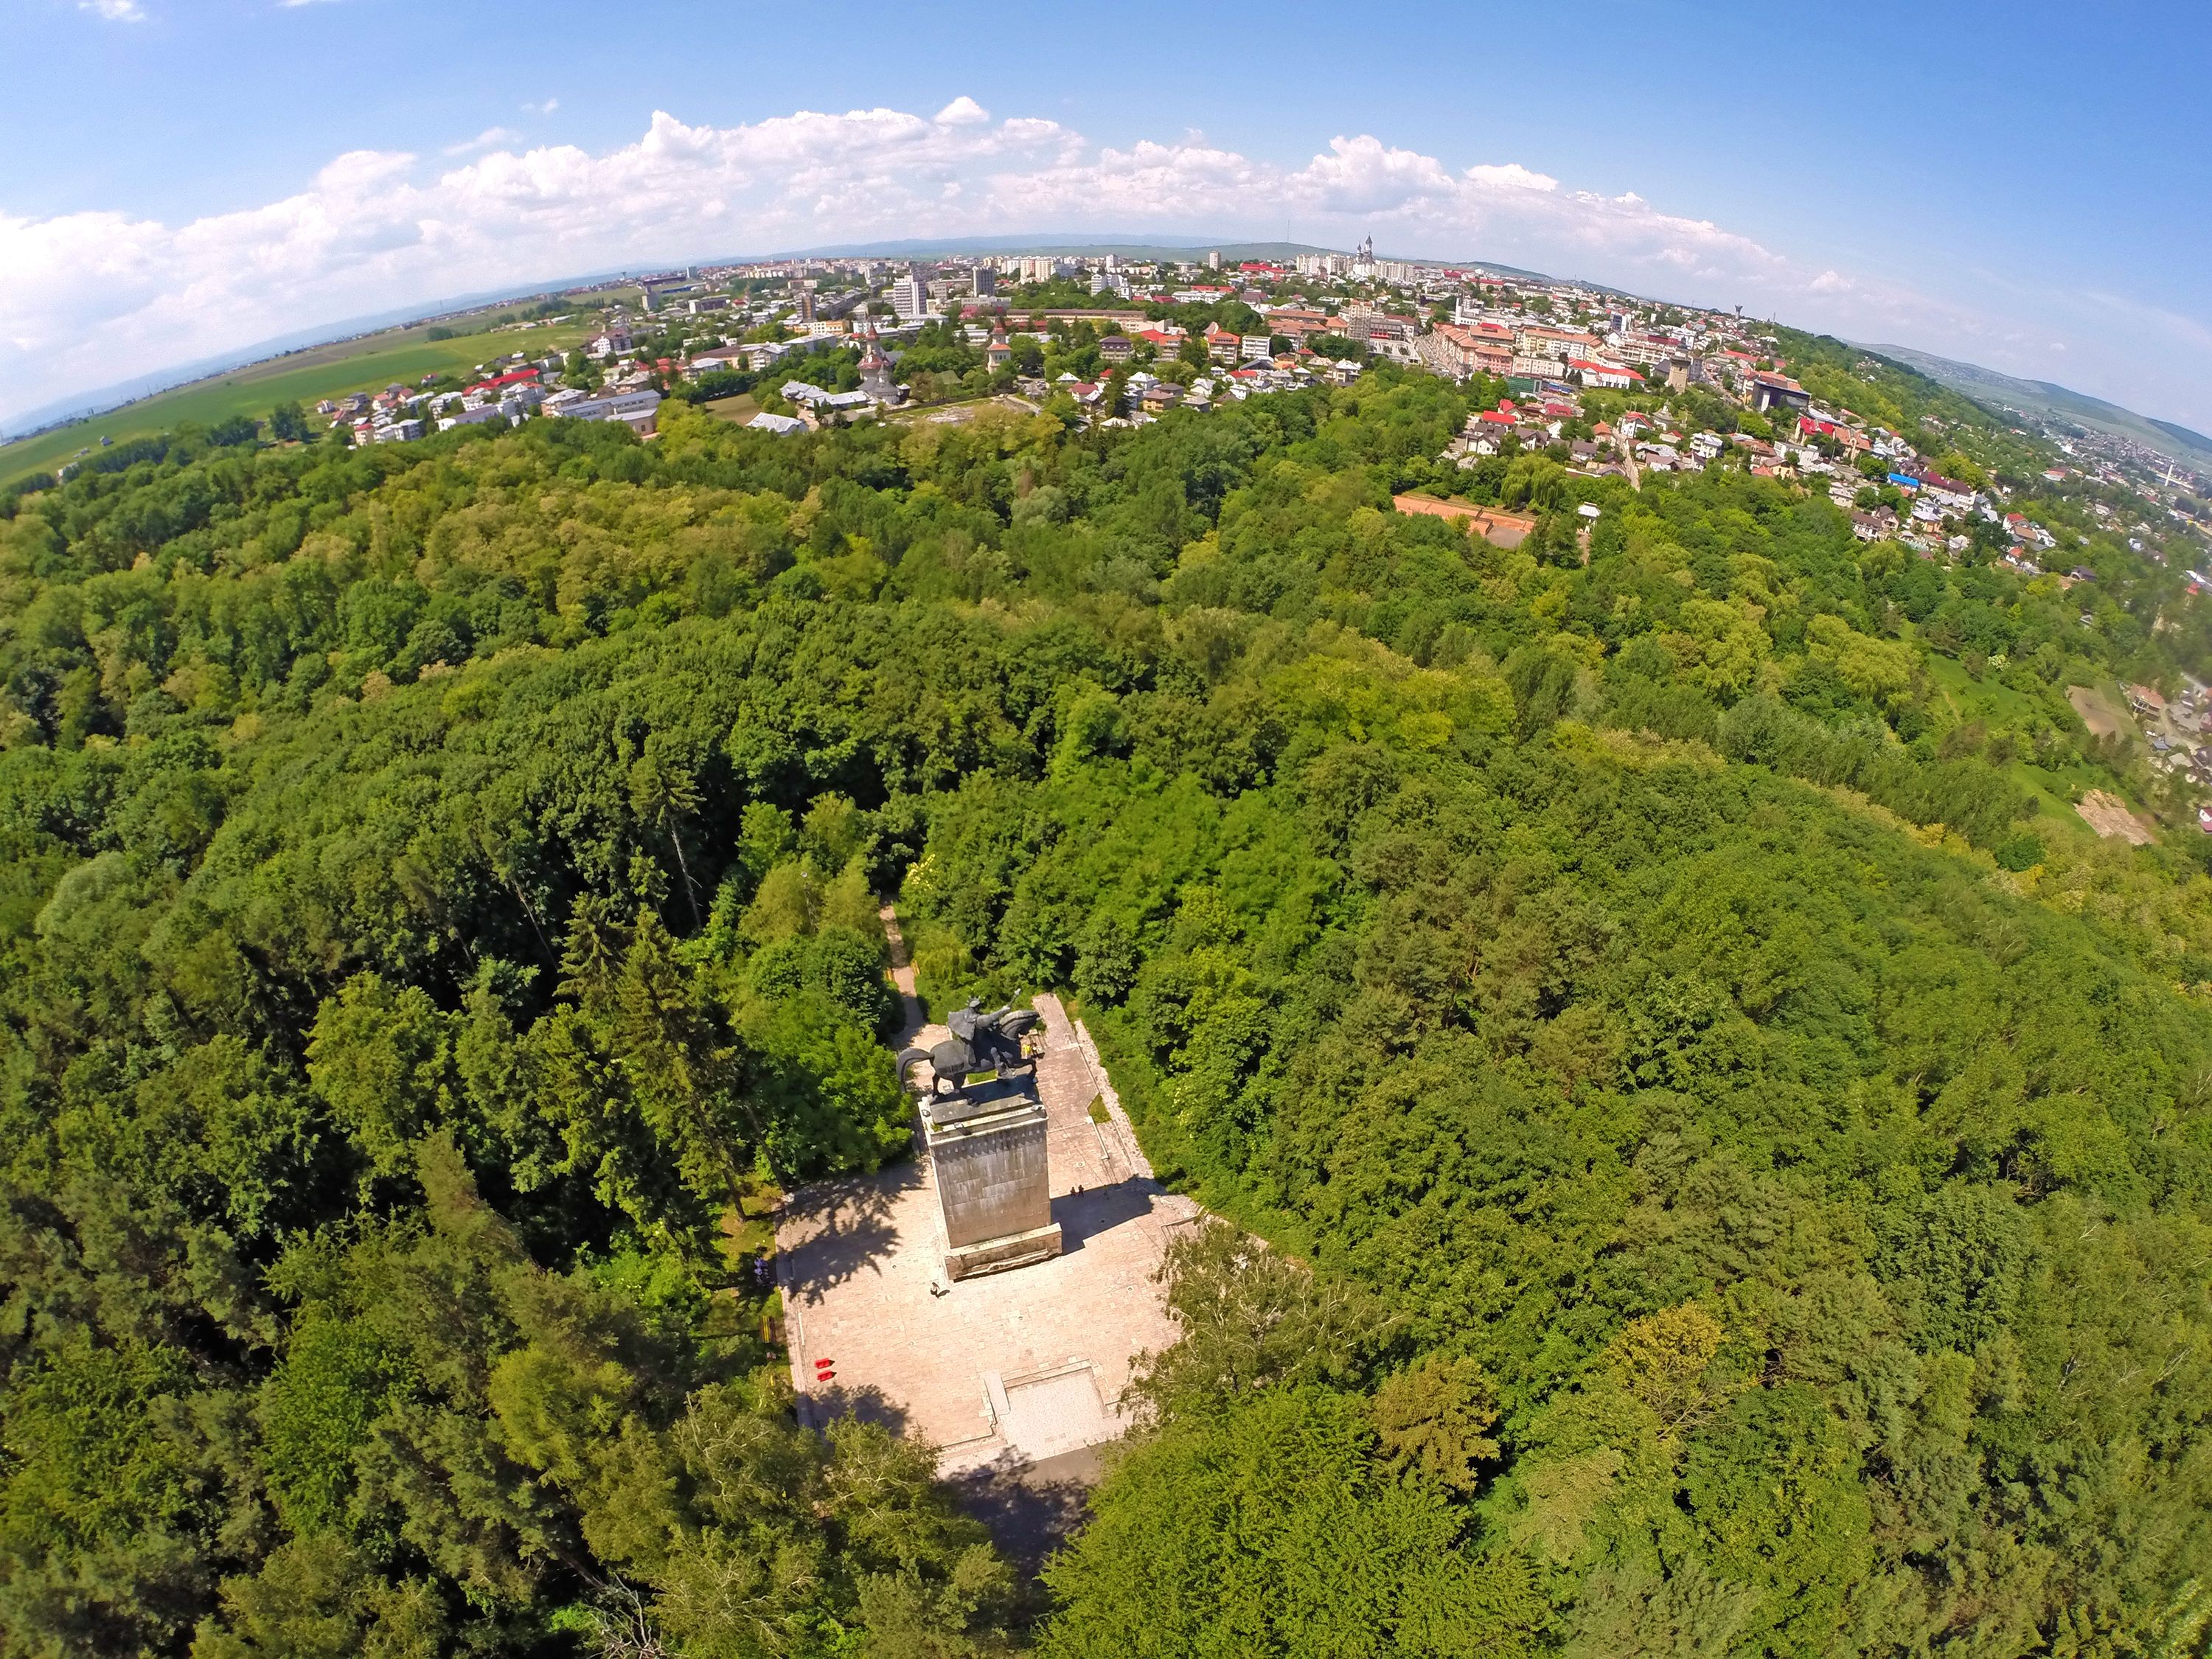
[0,277,618,446]
[1860,341,2212,467]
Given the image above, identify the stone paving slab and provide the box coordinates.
[776,983,1197,1475]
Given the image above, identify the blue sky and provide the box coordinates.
[5,0,2209,432]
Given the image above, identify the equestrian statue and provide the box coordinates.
[897,999,1043,1096]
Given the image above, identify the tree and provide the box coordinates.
[1127,1223,1391,1422]
[628,742,703,926]
[1372,1356,1502,1495]
[613,908,762,1211]
[5,341,2212,1658]
[306,973,454,1182]
[1040,1389,1541,1659]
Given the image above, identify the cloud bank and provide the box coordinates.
[0,100,2197,431]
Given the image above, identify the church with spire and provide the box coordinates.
[856,313,902,407]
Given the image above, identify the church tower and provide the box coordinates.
[858,319,900,406]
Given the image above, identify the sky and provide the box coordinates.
[4,0,2210,435]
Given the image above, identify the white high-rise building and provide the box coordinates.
[889,270,926,320]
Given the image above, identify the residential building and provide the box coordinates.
[1608,333,1682,367]
[1568,359,1644,391]
[558,389,663,434]
[1418,323,1514,380]
[1747,371,1810,413]
[782,382,872,414]
[1514,324,1602,361]
[1347,313,1416,344]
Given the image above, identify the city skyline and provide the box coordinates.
[5,0,2208,433]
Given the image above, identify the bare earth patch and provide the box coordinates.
[2067,685,2131,742]
[2077,788,2156,844]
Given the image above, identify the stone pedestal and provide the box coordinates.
[922,1081,1062,1280]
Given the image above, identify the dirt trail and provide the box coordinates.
[877,903,924,1040]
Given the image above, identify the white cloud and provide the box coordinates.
[0,101,2201,431]
[445,126,524,157]
[79,0,145,20]
[1464,162,1557,192]
[521,97,559,116]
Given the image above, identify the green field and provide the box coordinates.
[699,390,762,425]
[1,313,608,487]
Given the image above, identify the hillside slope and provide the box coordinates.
[1863,341,2212,465]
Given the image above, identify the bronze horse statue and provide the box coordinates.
[897,999,1043,1096]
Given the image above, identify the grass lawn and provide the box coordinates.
[699,392,762,425]
[2,316,601,487]
[1915,646,2046,729]
[714,1175,788,1349]
[1903,647,2160,847]
[884,395,1008,427]
[725,1175,784,1262]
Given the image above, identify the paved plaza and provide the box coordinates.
[776,938,1198,1478]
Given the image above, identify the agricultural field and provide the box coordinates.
[0,313,605,486]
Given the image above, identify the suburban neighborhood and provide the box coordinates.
[94,242,2212,825]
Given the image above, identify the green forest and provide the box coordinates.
[4,360,2212,1657]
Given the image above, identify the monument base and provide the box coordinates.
[945,1221,1064,1281]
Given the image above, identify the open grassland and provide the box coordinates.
[698,391,762,425]
[1,315,604,486]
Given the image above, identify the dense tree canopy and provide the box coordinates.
[2,367,2211,1656]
